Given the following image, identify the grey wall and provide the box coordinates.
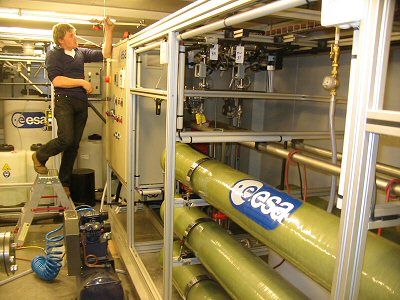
[242,46,400,202]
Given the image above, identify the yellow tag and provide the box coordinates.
[2,163,11,171]
[195,113,202,125]
[196,113,207,125]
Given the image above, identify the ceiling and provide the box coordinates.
[0,0,194,42]
[0,0,367,55]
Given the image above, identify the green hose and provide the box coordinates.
[161,143,400,299]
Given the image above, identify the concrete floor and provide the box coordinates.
[0,213,139,300]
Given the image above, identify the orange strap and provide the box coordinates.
[285,150,307,202]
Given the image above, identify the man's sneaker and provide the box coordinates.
[32,152,48,174]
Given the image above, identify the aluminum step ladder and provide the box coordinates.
[14,169,75,246]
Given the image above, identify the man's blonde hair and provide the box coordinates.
[52,23,76,46]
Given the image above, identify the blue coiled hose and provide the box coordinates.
[31,224,64,281]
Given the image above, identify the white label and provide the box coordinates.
[80,154,89,160]
[210,44,218,61]
[235,46,245,64]
[336,197,343,209]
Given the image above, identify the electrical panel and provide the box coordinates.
[105,40,129,184]
[84,65,102,94]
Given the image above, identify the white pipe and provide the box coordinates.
[130,87,167,96]
[272,8,321,21]
[184,89,347,103]
[135,41,163,54]
[177,135,341,144]
[327,27,341,213]
[138,189,163,196]
[328,94,338,212]
[267,69,274,92]
[100,180,107,212]
[178,135,284,143]
[0,55,44,62]
[131,0,257,47]
[4,61,44,94]
[177,45,185,131]
[0,269,34,286]
[131,0,208,38]
[180,130,343,137]
[132,0,236,46]
[178,0,316,40]
[131,91,167,100]
[77,35,101,48]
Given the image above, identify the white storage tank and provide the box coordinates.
[0,144,27,206]
[78,134,105,190]
[3,99,52,151]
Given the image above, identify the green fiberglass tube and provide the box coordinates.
[160,241,231,300]
[161,143,400,299]
[160,202,307,299]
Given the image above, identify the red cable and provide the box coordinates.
[285,150,307,202]
[378,178,400,236]
[303,165,308,202]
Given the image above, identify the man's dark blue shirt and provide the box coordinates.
[45,47,103,101]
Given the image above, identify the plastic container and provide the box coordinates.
[78,134,105,190]
[71,168,96,207]
[4,100,52,151]
[0,144,28,206]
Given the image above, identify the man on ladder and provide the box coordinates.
[17,17,115,246]
[32,17,114,197]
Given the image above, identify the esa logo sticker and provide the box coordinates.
[12,112,46,128]
[230,179,303,230]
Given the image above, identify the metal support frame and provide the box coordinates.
[131,43,163,298]
[109,209,160,298]
[163,31,179,300]
[174,196,209,208]
[110,30,180,300]
[332,1,395,299]
[105,39,163,299]
[105,0,400,299]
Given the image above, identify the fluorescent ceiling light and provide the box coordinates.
[0,8,115,25]
[0,27,52,35]
[0,26,53,41]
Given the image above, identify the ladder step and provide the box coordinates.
[14,169,75,246]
